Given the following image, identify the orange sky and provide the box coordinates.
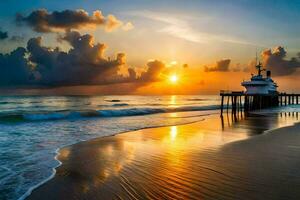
[6,68,298,96]
[1,4,300,95]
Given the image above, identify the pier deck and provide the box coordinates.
[220,91,300,116]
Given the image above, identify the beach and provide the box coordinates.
[1,1,300,199]
[0,95,221,200]
[26,112,300,200]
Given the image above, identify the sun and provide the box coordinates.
[169,74,178,83]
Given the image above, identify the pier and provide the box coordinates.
[220,91,300,116]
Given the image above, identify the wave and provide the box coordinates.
[0,105,220,123]
[186,98,206,101]
[112,103,129,107]
[105,99,121,102]
[0,101,29,105]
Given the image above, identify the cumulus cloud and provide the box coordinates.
[27,31,130,86]
[16,9,133,33]
[0,29,8,40]
[261,46,300,76]
[139,60,165,82]
[0,31,168,88]
[105,15,122,32]
[0,47,32,86]
[203,47,300,75]
[204,59,231,72]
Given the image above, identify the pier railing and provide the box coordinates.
[220,91,300,116]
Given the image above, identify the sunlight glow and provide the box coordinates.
[170,61,178,65]
[169,74,178,83]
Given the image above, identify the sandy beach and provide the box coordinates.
[26,113,300,200]
[2,1,300,199]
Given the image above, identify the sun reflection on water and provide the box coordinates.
[55,114,260,198]
[170,126,177,141]
[169,95,178,108]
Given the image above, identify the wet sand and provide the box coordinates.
[27,113,300,200]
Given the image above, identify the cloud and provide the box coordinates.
[0,31,168,88]
[105,15,122,32]
[0,28,25,42]
[139,60,165,82]
[131,10,208,43]
[129,10,260,46]
[10,35,25,42]
[16,9,133,33]
[122,22,134,31]
[207,47,300,75]
[0,47,32,86]
[261,46,300,76]
[0,29,8,40]
[231,62,251,72]
[183,63,188,68]
[27,31,129,86]
[204,59,231,72]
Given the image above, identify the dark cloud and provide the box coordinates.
[0,47,32,86]
[0,31,167,88]
[0,28,24,42]
[204,59,231,72]
[26,31,129,86]
[16,9,132,33]
[10,35,25,42]
[0,30,8,40]
[262,46,300,76]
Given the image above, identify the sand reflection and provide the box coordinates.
[28,112,300,200]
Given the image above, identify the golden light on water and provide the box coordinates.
[169,113,178,117]
[170,126,178,141]
[170,95,177,105]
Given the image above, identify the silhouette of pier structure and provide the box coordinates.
[220,90,300,116]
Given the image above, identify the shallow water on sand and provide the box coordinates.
[0,95,220,200]
[27,112,300,200]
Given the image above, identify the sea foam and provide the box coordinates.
[0,105,220,122]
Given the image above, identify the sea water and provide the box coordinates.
[0,95,221,200]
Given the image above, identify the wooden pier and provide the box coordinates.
[220,90,300,116]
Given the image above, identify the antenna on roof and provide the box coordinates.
[255,49,258,66]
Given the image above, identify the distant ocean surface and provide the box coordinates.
[0,95,222,200]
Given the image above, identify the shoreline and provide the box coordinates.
[19,116,209,200]
[18,148,62,200]
[25,112,300,200]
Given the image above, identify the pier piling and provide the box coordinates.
[220,91,300,116]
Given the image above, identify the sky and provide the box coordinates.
[0,0,300,94]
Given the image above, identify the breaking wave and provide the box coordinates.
[0,105,220,123]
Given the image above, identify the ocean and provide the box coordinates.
[1,95,300,200]
[0,95,221,200]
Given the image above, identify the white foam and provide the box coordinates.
[1,105,221,122]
